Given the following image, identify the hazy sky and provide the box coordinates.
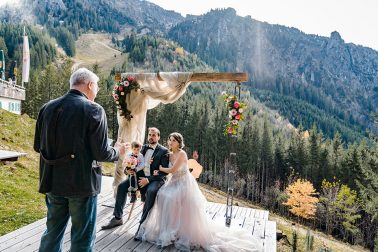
[148,0,378,51]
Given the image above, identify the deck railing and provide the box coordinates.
[0,79,26,100]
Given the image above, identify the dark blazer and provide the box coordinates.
[141,143,169,182]
[33,89,119,197]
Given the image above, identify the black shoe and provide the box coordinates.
[101,217,123,230]
[134,225,141,241]
[130,193,137,203]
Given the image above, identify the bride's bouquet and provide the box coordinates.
[123,156,138,173]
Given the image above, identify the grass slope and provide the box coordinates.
[73,33,128,73]
[0,109,45,236]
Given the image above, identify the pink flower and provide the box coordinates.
[232,120,238,125]
[118,86,124,91]
[124,81,130,87]
[227,127,233,134]
[235,114,241,120]
[234,101,240,109]
[123,156,138,169]
[114,85,118,90]
[127,76,135,82]
[230,109,237,116]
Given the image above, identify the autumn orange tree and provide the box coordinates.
[283,179,319,220]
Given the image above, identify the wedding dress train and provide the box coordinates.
[136,163,263,252]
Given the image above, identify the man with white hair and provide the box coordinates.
[34,68,126,252]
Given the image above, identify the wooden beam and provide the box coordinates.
[185,72,248,83]
[115,72,248,83]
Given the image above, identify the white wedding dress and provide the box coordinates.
[136,162,263,252]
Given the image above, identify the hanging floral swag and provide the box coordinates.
[112,75,140,121]
[222,91,246,136]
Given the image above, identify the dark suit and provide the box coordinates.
[113,143,169,223]
[34,89,119,196]
[34,89,119,251]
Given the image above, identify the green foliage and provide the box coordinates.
[253,89,366,143]
[292,228,298,252]
[22,60,73,118]
[0,22,56,80]
[36,0,124,35]
[335,185,361,240]
[113,34,209,71]
[305,229,314,251]
[48,26,76,56]
[356,141,378,220]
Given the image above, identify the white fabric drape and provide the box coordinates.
[112,72,193,192]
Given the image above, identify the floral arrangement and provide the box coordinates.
[123,156,138,170]
[222,91,246,136]
[112,75,140,120]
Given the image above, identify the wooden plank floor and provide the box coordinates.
[0,176,276,252]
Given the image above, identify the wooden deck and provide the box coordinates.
[0,176,276,252]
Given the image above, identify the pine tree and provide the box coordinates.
[335,185,361,241]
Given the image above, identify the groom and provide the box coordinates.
[102,127,169,233]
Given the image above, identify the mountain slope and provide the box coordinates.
[0,0,184,35]
[168,8,378,140]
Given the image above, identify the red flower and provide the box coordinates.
[118,86,124,91]
[127,76,135,82]
[235,114,241,120]
[234,101,240,109]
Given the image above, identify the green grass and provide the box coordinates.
[0,109,45,236]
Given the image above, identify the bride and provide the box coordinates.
[136,132,263,251]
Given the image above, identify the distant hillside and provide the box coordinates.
[0,0,183,35]
[2,2,377,142]
[168,8,378,141]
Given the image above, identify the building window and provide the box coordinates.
[0,101,2,109]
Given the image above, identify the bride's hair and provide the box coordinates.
[168,132,185,149]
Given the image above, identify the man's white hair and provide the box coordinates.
[70,68,99,88]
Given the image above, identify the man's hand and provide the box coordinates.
[153,170,159,176]
[138,177,149,188]
[115,142,130,156]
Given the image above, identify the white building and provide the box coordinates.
[0,79,25,115]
